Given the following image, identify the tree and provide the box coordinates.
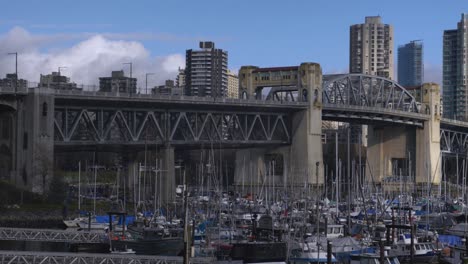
[48,174,67,203]
[33,144,53,195]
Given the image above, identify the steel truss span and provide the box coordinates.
[54,108,291,146]
[322,74,420,113]
[440,128,468,155]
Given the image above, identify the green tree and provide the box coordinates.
[48,175,67,203]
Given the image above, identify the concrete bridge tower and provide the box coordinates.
[235,62,324,189]
[415,83,442,187]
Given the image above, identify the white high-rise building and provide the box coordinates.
[227,70,238,98]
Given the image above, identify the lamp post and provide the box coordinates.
[146,73,155,94]
[123,62,133,94]
[7,52,18,92]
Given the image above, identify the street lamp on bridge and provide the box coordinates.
[123,62,133,94]
[146,73,155,94]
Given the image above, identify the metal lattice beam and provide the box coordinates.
[54,107,291,146]
[440,128,468,155]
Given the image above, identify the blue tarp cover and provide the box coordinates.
[438,235,462,246]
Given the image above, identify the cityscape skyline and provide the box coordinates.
[0,1,466,87]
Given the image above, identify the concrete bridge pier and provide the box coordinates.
[365,83,442,194]
[366,125,415,190]
[13,88,55,193]
[233,147,289,192]
[415,83,442,191]
[234,62,324,190]
[126,147,175,208]
[0,109,15,183]
[289,63,324,186]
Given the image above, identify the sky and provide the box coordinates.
[0,0,465,87]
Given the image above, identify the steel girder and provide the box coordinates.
[54,107,291,146]
[440,128,468,155]
[322,74,420,114]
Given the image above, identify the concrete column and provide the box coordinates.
[289,63,323,186]
[17,87,55,193]
[366,126,384,183]
[160,147,175,203]
[415,83,441,186]
[238,66,259,99]
[234,149,263,188]
[233,146,290,193]
[366,126,413,185]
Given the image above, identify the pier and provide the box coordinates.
[0,251,186,264]
[0,228,104,243]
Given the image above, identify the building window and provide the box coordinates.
[42,102,48,117]
[1,118,9,140]
[23,132,28,149]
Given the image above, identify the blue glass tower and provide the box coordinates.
[397,40,423,87]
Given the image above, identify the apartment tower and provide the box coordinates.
[350,16,394,79]
[185,41,228,97]
[443,14,468,120]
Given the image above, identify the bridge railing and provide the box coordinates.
[322,103,430,119]
[441,118,468,128]
[53,89,309,106]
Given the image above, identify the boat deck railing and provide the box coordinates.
[0,227,105,243]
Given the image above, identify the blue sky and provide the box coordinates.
[0,0,466,85]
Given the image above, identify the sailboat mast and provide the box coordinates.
[335,131,339,214]
[78,161,81,211]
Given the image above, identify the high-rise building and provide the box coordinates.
[99,70,137,94]
[176,67,185,88]
[151,79,182,95]
[185,41,228,97]
[39,72,80,90]
[0,73,27,90]
[443,14,468,120]
[227,70,239,98]
[350,16,394,79]
[398,40,423,87]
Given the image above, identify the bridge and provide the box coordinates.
[1,62,467,199]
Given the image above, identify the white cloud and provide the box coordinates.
[0,27,185,89]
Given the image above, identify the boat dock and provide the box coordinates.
[0,251,215,264]
[0,227,104,243]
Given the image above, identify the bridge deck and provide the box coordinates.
[322,103,430,126]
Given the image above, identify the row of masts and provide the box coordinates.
[71,125,468,218]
